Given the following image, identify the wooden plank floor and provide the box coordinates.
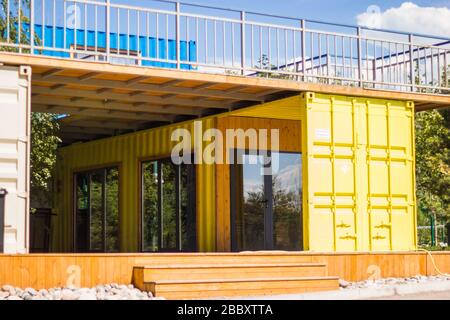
[0,252,449,291]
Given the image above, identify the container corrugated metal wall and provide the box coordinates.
[53,118,216,252]
[0,66,31,254]
[302,93,416,251]
[53,93,417,253]
[229,95,304,121]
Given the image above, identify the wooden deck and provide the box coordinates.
[0,251,449,298]
[1,52,449,144]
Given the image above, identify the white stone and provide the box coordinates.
[25,288,38,296]
[2,285,14,293]
[339,279,351,288]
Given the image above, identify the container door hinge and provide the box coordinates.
[17,192,29,199]
[18,136,29,143]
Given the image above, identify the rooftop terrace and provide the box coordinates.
[0,0,449,143]
[2,0,450,92]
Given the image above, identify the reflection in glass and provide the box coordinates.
[161,160,177,250]
[74,167,120,253]
[75,174,89,252]
[180,164,196,251]
[105,168,119,252]
[142,162,159,252]
[90,171,104,251]
[234,154,265,251]
[273,154,302,251]
[142,159,196,252]
[232,152,302,252]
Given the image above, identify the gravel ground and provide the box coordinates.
[0,284,163,300]
[339,274,450,290]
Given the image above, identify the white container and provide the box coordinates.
[0,65,31,254]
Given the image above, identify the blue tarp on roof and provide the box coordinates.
[17,23,196,69]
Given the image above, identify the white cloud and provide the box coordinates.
[356,2,450,38]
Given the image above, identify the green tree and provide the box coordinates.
[415,108,450,245]
[0,0,32,51]
[255,54,296,80]
[30,113,61,207]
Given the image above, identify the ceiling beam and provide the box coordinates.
[31,86,228,110]
[32,95,200,116]
[33,74,265,102]
[125,76,149,86]
[60,126,118,136]
[78,72,100,81]
[192,82,216,91]
[159,79,184,87]
[224,85,247,93]
[41,68,64,79]
[60,120,143,130]
[59,132,104,141]
[33,104,174,122]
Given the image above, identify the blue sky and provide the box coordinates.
[155,0,450,37]
[176,0,450,26]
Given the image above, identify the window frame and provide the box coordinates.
[230,149,303,252]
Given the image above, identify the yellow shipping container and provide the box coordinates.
[302,93,416,251]
[52,92,417,253]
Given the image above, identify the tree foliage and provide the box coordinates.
[415,61,450,233]
[30,113,61,190]
[415,108,450,226]
[0,0,31,47]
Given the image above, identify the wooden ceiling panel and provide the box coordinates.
[93,73,138,81]
[141,77,176,85]
[56,69,89,77]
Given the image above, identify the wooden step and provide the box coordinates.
[141,276,340,299]
[134,263,328,281]
[132,252,318,266]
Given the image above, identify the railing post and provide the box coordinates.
[357,27,363,87]
[176,2,181,69]
[106,0,111,62]
[241,11,246,76]
[301,19,306,81]
[409,34,415,92]
[444,50,448,88]
[30,0,35,53]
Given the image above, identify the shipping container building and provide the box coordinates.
[0,0,449,257]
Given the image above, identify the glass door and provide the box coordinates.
[74,167,119,253]
[231,151,302,251]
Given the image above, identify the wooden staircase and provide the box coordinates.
[133,257,339,299]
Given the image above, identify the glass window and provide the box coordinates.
[74,167,119,253]
[142,161,159,252]
[142,159,196,252]
[272,153,302,251]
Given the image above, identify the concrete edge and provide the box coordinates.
[228,280,450,300]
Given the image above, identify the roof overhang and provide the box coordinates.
[1,52,449,145]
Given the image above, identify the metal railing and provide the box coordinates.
[0,0,449,94]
